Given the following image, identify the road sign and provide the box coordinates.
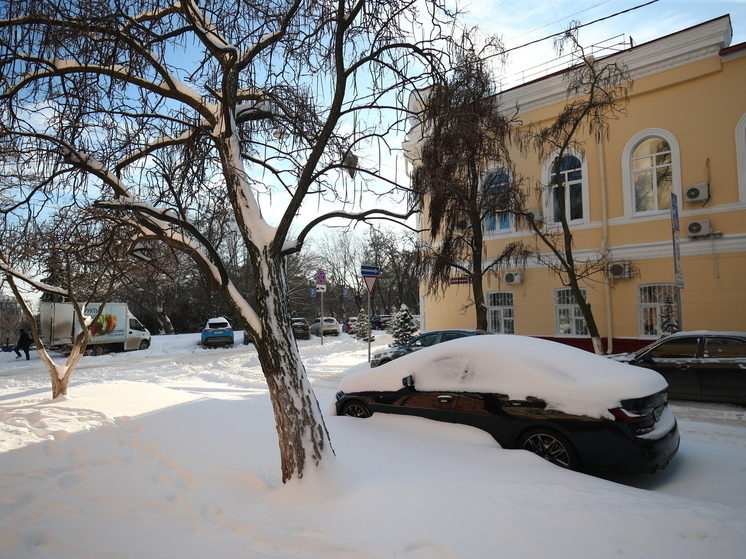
[363,275,378,295]
[315,270,327,284]
[315,284,326,292]
[342,288,350,297]
[310,288,317,297]
[361,265,380,277]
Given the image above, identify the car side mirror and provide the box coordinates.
[402,375,414,388]
[634,352,653,364]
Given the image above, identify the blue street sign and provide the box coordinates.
[342,288,350,297]
[310,288,317,298]
[361,265,380,277]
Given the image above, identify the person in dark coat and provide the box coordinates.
[14,328,32,360]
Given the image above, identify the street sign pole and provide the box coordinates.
[361,265,381,362]
[315,270,327,346]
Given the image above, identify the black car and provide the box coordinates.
[370,329,492,367]
[291,317,311,340]
[337,336,679,475]
[370,315,391,330]
[614,331,746,405]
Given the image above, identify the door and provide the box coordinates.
[633,336,701,400]
[698,336,746,404]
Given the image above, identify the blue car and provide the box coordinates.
[201,317,234,347]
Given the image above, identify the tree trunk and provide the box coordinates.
[157,306,175,335]
[225,250,333,483]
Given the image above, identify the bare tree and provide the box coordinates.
[519,27,630,355]
[0,0,454,482]
[0,212,131,397]
[410,43,529,330]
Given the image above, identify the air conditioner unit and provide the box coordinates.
[606,261,632,280]
[687,219,711,238]
[685,183,709,203]
[504,272,523,285]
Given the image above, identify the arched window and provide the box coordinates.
[622,129,681,217]
[632,137,673,212]
[483,167,511,233]
[549,154,584,223]
[736,113,746,202]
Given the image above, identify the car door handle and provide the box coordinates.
[437,395,453,403]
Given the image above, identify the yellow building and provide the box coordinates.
[405,15,746,353]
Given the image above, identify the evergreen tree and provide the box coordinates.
[391,304,419,346]
[355,308,374,342]
[660,295,679,337]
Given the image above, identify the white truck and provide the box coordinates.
[39,302,151,356]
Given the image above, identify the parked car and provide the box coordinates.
[370,314,391,330]
[611,331,746,405]
[336,335,679,475]
[310,317,340,336]
[342,317,358,334]
[371,329,492,368]
[410,315,421,330]
[201,317,234,347]
[291,317,311,340]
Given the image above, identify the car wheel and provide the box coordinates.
[518,429,580,470]
[342,401,371,418]
[138,340,150,350]
[92,345,105,356]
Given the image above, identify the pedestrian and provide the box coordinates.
[14,328,32,360]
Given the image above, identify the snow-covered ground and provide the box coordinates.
[1,333,745,558]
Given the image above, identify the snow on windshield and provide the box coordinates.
[338,335,668,419]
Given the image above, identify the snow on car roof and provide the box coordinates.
[339,335,668,419]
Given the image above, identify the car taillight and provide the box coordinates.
[608,407,656,435]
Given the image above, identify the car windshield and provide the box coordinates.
[208,321,229,329]
[324,318,336,323]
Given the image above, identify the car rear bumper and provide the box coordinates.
[202,335,234,346]
[578,418,680,475]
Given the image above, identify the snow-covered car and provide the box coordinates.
[310,317,340,336]
[291,318,311,340]
[201,317,234,347]
[342,317,358,334]
[370,329,492,367]
[337,335,680,475]
[611,331,746,405]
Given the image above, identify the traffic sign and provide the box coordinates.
[342,288,350,297]
[310,288,317,297]
[361,265,380,277]
[315,284,326,292]
[315,270,327,284]
[363,275,378,295]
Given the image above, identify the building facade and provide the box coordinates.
[405,16,746,353]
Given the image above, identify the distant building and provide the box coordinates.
[404,15,746,352]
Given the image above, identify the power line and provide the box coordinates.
[495,0,660,57]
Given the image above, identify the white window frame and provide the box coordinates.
[487,291,514,334]
[482,165,513,235]
[621,129,681,218]
[638,284,678,339]
[554,288,588,336]
[542,149,589,225]
[736,113,746,203]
